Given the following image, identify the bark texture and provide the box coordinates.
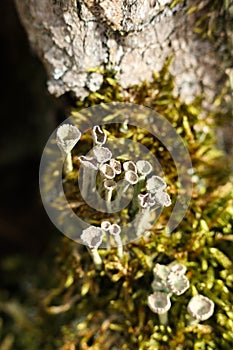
[15,0,228,103]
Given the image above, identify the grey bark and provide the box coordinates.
[14,0,229,104]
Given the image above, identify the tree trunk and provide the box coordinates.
[14,0,232,104]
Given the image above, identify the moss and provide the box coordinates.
[188,0,233,68]
[34,59,232,350]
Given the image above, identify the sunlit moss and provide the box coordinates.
[42,60,233,350]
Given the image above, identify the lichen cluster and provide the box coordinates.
[50,63,232,350]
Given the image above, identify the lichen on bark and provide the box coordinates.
[14,0,231,104]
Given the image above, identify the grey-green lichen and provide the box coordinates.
[41,59,232,350]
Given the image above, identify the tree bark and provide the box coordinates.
[14,0,231,104]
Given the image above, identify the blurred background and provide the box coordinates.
[0,2,75,347]
[0,1,69,344]
[0,0,65,256]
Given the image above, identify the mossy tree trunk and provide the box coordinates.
[9,1,233,350]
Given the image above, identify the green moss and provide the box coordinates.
[188,0,233,68]
[40,61,232,349]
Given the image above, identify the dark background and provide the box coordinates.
[0,0,70,258]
